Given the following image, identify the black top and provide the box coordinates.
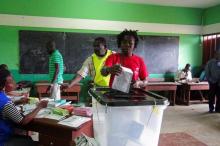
[89,87,169,106]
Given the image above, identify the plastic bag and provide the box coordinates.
[74,134,99,146]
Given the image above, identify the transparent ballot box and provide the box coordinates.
[89,87,169,146]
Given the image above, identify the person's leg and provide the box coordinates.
[4,135,38,146]
[208,83,217,112]
[215,85,220,112]
[51,83,61,100]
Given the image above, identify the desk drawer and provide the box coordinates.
[39,134,74,146]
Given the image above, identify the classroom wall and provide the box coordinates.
[0,0,203,101]
[203,4,220,25]
[0,0,202,25]
[203,4,220,34]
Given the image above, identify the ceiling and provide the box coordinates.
[111,0,220,8]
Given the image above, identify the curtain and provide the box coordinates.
[202,34,220,64]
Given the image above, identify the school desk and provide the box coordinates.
[35,83,81,102]
[144,82,180,106]
[180,82,209,105]
[20,117,93,146]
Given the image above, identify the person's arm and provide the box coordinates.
[20,100,48,125]
[13,97,29,105]
[46,63,59,93]
[62,57,91,91]
[2,100,47,125]
[179,71,186,80]
[51,63,59,84]
[187,71,192,81]
[205,62,210,81]
[133,58,148,88]
[7,91,23,97]
[101,54,122,76]
[101,66,111,76]
[133,78,148,88]
[101,65,122,76]
[67,74,83,89]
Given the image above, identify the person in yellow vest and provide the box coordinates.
[63,37,113,90]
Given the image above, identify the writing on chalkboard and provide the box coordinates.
[19,30,179,74]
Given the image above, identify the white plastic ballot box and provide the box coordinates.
[89,87,169,146]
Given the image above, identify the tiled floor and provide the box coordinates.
[160,104,220,146]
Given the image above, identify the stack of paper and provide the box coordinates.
[47,99,67,107]
[58,115,91,128]
[35,108,66,120]
[74,107,93,117]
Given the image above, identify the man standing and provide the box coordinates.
[63,37,113,90]
[46,40,64,100]
[205,51,220,113]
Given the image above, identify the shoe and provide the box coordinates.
[209,110,214,113]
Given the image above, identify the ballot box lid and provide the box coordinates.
[88,87,169,106]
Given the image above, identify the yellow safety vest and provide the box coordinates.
[92,50,112,87]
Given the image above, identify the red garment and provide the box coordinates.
[105,53,148,87]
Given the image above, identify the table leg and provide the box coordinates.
[173,90,176,106]
[186,89,190,106]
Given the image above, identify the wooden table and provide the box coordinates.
[181,82,209,105]
[144,82,180,106]
[21,117,93,146]
[35,83,81,102]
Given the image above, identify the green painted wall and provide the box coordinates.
[203,4,220,25]
[0,0,202,25]
[0,1,203,101]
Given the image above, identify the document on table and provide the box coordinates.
[35,108,66,120]
[58,115,91,128]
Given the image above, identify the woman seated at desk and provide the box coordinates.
[0,64,30,105]
[175,63,192,83]
[0,69,48,146]
[5,75,29,106]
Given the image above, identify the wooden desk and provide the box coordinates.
[21,118,93,146]
[182,82,209,105]
[144,82,180,106]
[35,83,81,102]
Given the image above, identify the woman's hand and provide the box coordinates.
[20,97,29,104]
[133,80,148,88]
[37,100,48,109]
[109,64,122,75]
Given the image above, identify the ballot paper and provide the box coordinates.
[112,66,133,93]
[58,115,91,128]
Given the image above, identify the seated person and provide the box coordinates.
[4,72,29,105]
[175,63,192,83]
[0,64,8,70]
[0,69,48,146]
[0,64,29,93]
[101,29,149,88]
